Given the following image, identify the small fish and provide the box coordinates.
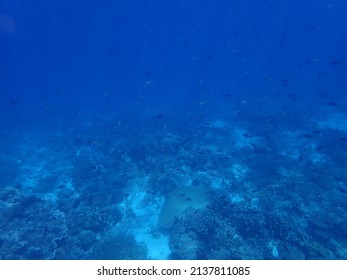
[331,60,340,66]
[9,100,20,105]
[157,113,166,119]
[337,186,347,194]
[144,80,152,87]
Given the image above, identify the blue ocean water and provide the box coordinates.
[0,0,346,260]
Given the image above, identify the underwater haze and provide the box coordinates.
[0,0,346,259]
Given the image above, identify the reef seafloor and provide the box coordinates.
[0,108,346,260]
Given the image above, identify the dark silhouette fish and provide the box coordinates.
[9,100,20,105]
